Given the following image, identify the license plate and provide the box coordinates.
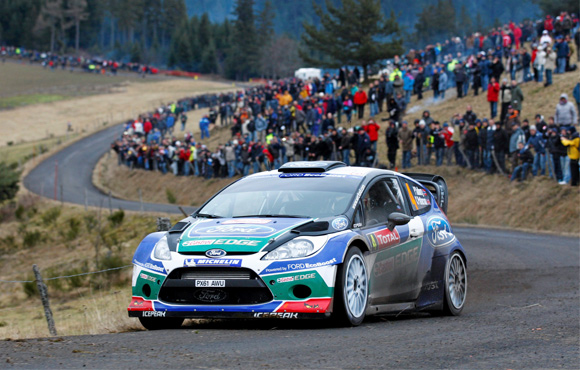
[195,280,225,287]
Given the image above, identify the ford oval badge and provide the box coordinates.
[205,249,227,258]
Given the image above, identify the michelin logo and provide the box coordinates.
[184,258,242,267]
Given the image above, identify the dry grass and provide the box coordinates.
[94,151,234,207]
[0,195,182,339]
[0,62,236,147]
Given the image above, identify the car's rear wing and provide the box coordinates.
[402,173,448,214]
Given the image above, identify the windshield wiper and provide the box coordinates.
[232,214,310,218]
[195,213,223,219]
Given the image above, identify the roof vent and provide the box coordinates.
[278,161,346,173]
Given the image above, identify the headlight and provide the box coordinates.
[262,236,327,261]
[153,235,171,260]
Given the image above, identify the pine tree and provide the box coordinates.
[200,39,217,74]
[226,0,259,80]
[256,0,274,46]
[301,0,403,81]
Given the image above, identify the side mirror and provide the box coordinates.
[387,212,413,230]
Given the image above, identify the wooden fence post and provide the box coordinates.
[156,217,171,232]
[32,264,57,336]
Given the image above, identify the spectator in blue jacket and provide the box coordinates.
[403,70,414,103]
[199,115,210,140]
[554,37,569,74]
[526,125,546,176]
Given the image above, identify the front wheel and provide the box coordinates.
[442,251,467,315]
[139,317,184,330]
[333,247,368,326]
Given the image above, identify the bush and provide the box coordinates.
[64,218,82,240]
[22,230,42,248]
[41,207,61,226]
[166,188,177,204]
[0,235,17,252]
[84,214,97,232]
[107,209,125,227]
[23,279,38,298]
[0,162,20,202]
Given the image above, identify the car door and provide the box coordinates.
[360,177,422,305]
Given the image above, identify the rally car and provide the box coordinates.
[128,161,467,329]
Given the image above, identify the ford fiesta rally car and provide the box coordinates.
[128,161,467,329]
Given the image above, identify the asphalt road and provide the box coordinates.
[24,123,194,215]
[17,121,580,369]
[2,228,578,369]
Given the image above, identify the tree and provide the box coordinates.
[34,0,73,53]
[260,35,301,79]
[301,0,403,81]
[66,0,89,52]
[414,0,456,46]
[532,0,578,15]
[457,5,473,36]
[226,0,260,80]
[256,0,274,46]
[200,40,217,74]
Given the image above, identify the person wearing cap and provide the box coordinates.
[526,125,547,176]
[510,142,534,182]
[510,80,524,113]
[500,78,512,124]
[355,127,371,166]
[555,93,578,127]
[546,127,566,183]
[364,119,380,152]
[199,115,210,140]
[540,30,552,46]
[544,45,556,87]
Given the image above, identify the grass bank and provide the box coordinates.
[0,194,181,339]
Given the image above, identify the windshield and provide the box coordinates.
[197,174,363,219]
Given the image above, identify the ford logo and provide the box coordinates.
[193,289,227,303]
[205,249,227,258]
[426,216,456,247]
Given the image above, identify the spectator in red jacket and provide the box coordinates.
[363,119,380,152]
[354,89,368,119]
[487,77,500,119]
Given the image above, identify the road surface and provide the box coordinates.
[24,123,194,215]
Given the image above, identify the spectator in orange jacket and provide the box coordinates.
[487,76,500,119]
[354,89,368,119]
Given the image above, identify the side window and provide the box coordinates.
[402,179,431,215]
[362,179,404,226]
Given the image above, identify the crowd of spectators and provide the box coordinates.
[109,12,580,186]
[1,46,158,76]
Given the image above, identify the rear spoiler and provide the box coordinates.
[402,173,448,214]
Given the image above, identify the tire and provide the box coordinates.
[442,251,467,316]
[333,247,368,326]
[139,317,184,330]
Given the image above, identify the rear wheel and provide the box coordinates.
[442,252,467,315]
[333,247,368,326]
[139,317,184,330]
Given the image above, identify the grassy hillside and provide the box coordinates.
[95,72,580,234]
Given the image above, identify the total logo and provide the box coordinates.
[368,228,401,250]
[194,225,276,235]
[426,217,456,247]
[142,311,166,317]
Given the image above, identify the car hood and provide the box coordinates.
[177,217,313,254]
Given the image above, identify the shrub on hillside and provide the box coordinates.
[107,209,125,227]
[0,162,20,202]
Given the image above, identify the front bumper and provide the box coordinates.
[128,253,338,319]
